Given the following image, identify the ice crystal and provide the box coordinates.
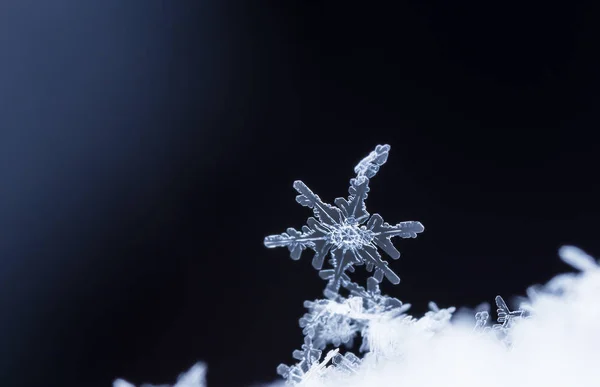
[264,144,424,295]
[331,351,362,375]
[473,310,490,332]
[267,145,424,385]
[299,299,359,349]
[469,295,527,349]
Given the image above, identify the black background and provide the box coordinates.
[1,1,599,387]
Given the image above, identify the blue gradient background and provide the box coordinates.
[0,2,235,385]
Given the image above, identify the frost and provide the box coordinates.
[269,246,600,387]
[264,144,424,295]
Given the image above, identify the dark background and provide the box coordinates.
[1,1,599,386]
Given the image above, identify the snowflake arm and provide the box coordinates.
[356,244,400,284]
[264,217,332,268]
[318,249,362,291]
[353,144,391,181]
[334,179,370,223]
[366,214,424,259]
[294,181,343,226]
[335,144,391,223]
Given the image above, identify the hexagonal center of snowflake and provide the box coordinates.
[328,220,374,250]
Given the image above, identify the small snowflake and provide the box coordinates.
[277,336,323,384]
[264,145,424,294]
[493,295,525,330]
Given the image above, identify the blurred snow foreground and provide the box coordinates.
[113,362,206,387]
[115,145,600,387]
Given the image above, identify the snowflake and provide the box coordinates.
[264,144,424,294]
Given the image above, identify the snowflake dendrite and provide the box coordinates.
[264,144,424,295]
